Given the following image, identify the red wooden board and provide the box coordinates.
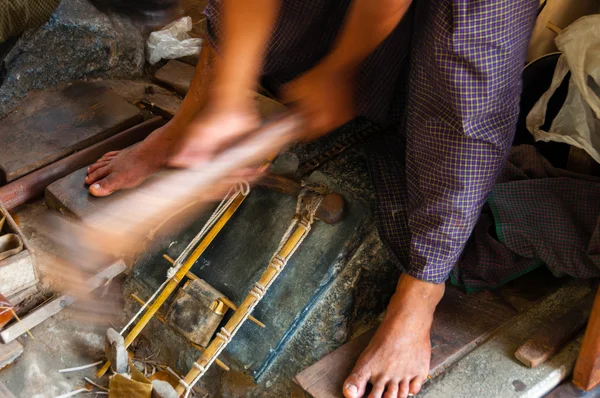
[0,82,142,184]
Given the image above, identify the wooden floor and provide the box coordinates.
[294,268,569,398]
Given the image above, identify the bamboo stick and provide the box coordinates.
[96,192,247,377]
[129,294,230,372]
[176,223,309,395]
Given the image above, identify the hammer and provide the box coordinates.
[255,173,343,224]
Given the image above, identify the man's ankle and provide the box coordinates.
[386,274,445,319]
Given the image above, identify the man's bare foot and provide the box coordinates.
[86,104,260,197]
[85,122,180,197]
[343,274,444,398]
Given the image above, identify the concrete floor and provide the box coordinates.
[1,309,107,398]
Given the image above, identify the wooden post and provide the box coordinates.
[573,287,600,390]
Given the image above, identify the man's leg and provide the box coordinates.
[344,275,443,398]
[344,0,538,397]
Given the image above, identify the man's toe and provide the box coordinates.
[383,381,398,398]
[99,151,119,161]
[87,161,110,175]
[398,379,410,398]
[85,166,111,185]
[368,382,385,398]
[343,365,371,398]
[89,173,119,197]
[408,376,424,396]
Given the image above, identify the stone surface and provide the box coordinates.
[421,284,592,398]
[132,174,371,382]
[0,308,108,397]
[0,0,146,118]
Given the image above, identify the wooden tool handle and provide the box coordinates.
[256,174,344,224]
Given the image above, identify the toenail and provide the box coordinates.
[345,383,357,394]
[92,183,101,189]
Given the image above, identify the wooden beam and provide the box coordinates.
[0,260,126,343]
[0,340,23,371]
[0,117,164,211]
[516,292,594,368]
[574,288,600,390]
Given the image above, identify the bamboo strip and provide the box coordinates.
[176,223,309,395]
[96,192,247,377]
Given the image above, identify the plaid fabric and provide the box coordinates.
[205,0,539,284]
[0,0,60,43]
[371,0,538,283]
[454,145,600,290]
[204,0,413,124]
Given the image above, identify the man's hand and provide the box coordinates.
[282,64,355,140]
[168,100,260,168]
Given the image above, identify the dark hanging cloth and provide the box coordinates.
[453,145,600,291]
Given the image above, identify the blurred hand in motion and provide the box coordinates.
[282,62,355,140]
[168,62,355,169]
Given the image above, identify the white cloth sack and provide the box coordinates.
[146,17,203,65]
[526,15,600,163]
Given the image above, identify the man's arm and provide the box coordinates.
[170,0,281,167]
[322,0,412,73]
[283,0,412,137]
[211,0,280,108]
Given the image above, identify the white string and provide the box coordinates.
[58,361,103,373]
[119,182,249,336]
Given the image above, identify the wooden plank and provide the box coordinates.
[574,288,600,391]
[46,170,342,225]
[294,286,517,398]
[141,94,183,119]
[153,60,196,96]
[516,292,594,368]
[0,260,126,343]
[0,117,164,211]
[0,340,22,371]
[0,82,143,184]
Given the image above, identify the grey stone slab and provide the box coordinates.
[0,0,145,118]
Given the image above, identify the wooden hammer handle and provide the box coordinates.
[256,174,343,224]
